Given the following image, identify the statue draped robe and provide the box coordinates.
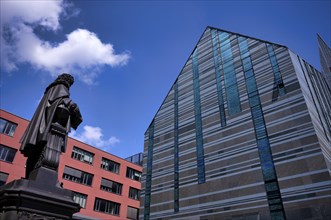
[20,83,82,178]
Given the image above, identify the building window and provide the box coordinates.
[266,43,286,97]
[0,118,17,137]
[238,36,286,219]
[94,198,120,216]
[73,191,87,208]
[0,172,9,186]
[128,187,140,200]
[192,48,206,184]
[127,206,139,220]
[218,32,241,116]
[0,145,16,163]
[62,166,93,186]
[71,146,94,164]
[126,167,142,182]
[211,29,226,127]
[101,157,120,174]
[100,178,122,195]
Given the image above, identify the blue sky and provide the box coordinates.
[1,0,330,158]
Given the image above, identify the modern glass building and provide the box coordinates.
[140,26,331,219]
[317,34,331,89]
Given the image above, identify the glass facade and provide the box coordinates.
[174,81,179,212]
[266,43,286,99]
[219,32,241,115]
[141,27,331,220]
[144,121,154,219]
[125,153,143,166]
[211,29,226,126]
[192,48,206,184]
[238,36,286,219]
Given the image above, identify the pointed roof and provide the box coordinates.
[207,26,286,47]
[144,26,288,134]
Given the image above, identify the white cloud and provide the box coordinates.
[69,125,120,152]
[0,0,63,31]
[1,0,130,84]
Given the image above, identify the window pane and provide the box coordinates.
[127,206,139,220]
[100,178,122,195]
[0,172,9,186]
[101,158,120,174]
[0,118,17,137]
[62,166,93,186]
[129,187,140,200]
[0,145,16,163]
[94,198,120,215]
[73,191,87,208]
[126,167,142,182]
[71,146,94,164]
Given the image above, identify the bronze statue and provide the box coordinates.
[20,73,82,179]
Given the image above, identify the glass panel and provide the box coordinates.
[0,172,9,186]
[227,85,241,115]
[62,166,93,186]
[0,145,16,163]
[126,167,142,182]
[73,191,87,208]
[243,57,252,71]
[71,146,94,164]
[0,118,17,136]
[94,198,120,215]
[101,158,120,173]
[127,206,139,220]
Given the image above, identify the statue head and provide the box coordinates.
[55,73,74,88]
[45,73,75,93]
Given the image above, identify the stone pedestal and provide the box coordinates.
[0,167,80,220]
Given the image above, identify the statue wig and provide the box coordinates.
[45,73,75,93]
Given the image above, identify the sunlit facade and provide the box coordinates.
[317,34,331,89]
[140,27,331,219]
[0,109,142,220]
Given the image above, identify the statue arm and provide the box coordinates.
[70,104,82,130]
[62,98,83,130]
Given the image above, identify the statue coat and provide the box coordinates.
[20,83,78,156]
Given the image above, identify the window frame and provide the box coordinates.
[126,167,142,182]
[94,197,120,216]
[0,172,9,186]
[127,206,139,220]
[0,118,17,137]
[71,146,94,165]
[101,157,120,174]
[0,144,16,163]
[62,166,94,186]
[72,191,88,209]
[128,187,141,200]
[100,178,123,195]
